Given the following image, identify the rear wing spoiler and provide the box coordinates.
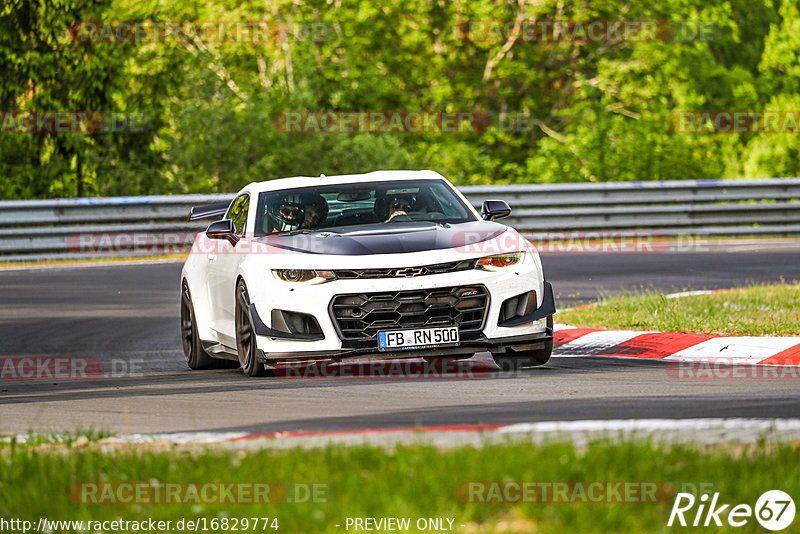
[188,201,231,222]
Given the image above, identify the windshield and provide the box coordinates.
[254,179,476,235]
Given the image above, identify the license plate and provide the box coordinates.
[377,326,460,351]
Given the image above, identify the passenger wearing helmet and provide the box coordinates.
[266,193,305,232]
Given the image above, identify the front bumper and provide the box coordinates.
[257,329,553,362]
[246,252,555,361]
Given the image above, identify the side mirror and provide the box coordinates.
[206,219,240,246]
[481,200,511,221]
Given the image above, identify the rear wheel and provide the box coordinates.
[235,280,267,377]
[491,316,554,371]
[181,281,219,370]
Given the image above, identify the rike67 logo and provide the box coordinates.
[668,490,795,531]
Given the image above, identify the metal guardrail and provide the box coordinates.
[1,178,800,261]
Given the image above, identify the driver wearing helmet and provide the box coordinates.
[383,194,416,222]
[266,193,329,233]
[266,193,305,233]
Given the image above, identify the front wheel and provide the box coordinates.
[235,280,268,377]
[491,317,553,371]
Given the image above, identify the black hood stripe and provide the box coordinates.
[254,221,508,255]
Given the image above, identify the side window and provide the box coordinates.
[226,194,249,235]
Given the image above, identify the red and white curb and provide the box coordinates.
[553,324,800,366]
[100,424,505,445]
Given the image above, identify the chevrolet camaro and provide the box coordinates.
[180,170,555,376]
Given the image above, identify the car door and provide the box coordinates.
[207,193,249,347]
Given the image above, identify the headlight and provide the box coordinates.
[476,252,523,271]
[272,269,337,284]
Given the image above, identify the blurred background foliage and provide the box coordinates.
[1,0,799,198]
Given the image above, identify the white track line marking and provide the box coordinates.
[497,418,800,434]
[664,290,715,299]
[664,336,800,362]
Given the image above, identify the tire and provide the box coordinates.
[491,316,554,371]
[235,280,267,377]
[181,281,220,370]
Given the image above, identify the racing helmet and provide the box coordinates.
[376,192,416,221]
[388,194,415,213]
[267,193,305,232]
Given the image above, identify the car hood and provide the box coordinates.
[252,221,508,255]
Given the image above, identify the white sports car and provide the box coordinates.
[180,170,555,376]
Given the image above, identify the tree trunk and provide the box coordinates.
[76,156,84,197]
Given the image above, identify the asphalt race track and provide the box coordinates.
[2,243,800,435]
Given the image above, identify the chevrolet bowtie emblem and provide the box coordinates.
[395,267,424,277]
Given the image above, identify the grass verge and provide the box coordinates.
[559,282,800,336]
[1,439,797,533]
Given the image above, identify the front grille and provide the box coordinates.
[333,259,476,280]
[330,285,489,349]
